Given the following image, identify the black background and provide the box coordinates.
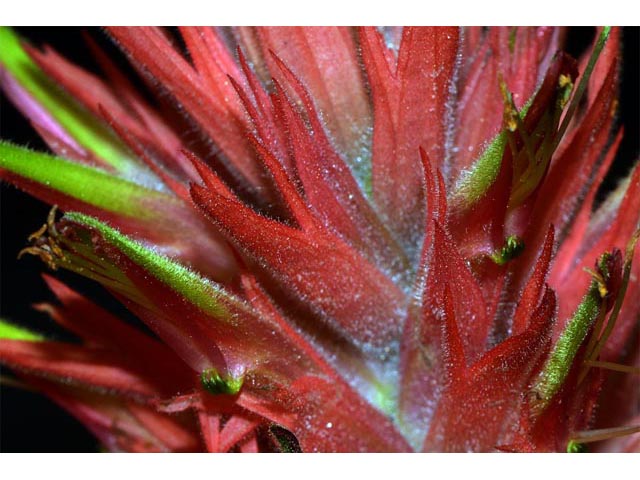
[1,27,638,452]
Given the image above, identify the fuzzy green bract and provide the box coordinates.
[0,142,172,220]
[64,213,237,321]
[453,131,507,207]
[0,28,136,173]
[531,280,602,410]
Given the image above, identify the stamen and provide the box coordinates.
[558,74,572,89]
[552,27,611,153]
[584,360,640,375]
[569,425,640,445]
[27,223,47,242]
[498,64,575,209]
[499,77,536,165]
[17,206,65,270]
[583,267,608,298]
[581,229,640,381]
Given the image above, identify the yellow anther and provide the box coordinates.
[597,283,608,299]
[610,99,618,117]
[559,73,573,88]
[583,267,608,299]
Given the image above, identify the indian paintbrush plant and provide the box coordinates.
[0,26,638,452]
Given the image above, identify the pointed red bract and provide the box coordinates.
[0,340,166,400]
[424,287,556,452]
[361,27,460,256]
[255,27,372,165]
[106,27,263,189]
[190,178,406,352]
[512,225,555,335]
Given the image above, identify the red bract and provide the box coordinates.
[0,27,638,452]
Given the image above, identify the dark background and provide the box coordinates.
[1,27,638,452]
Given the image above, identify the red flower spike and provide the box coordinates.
[551,129,623,283]
[25,44,160,164]
[1,27,638,452]
[285,375,412,453]
[396,148,448,444]
[525,54,618,256]
[98,105,191,201]
[425,223,490,362]
[82,33,196,181]
[178,27,246,102]
[198,411,221,452]
[244,136,317,231]
[218,416,261,453]
[38,274,194,393]
[240,273,343,383]
[440,284,467,382]
[399,187,488,445]
[231,50,290,172]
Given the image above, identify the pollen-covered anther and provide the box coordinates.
[17,206,65,270]
[557,74,574,109]
[558,73,573,88]
[499,79,520,133]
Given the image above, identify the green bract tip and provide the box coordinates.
[0,142,174,221]
[566,440,587,453]
[491,235,525,266]
[0,320,44,342]
[200,368,243,395]
[0,28,141,175]
[63,212,242,321]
